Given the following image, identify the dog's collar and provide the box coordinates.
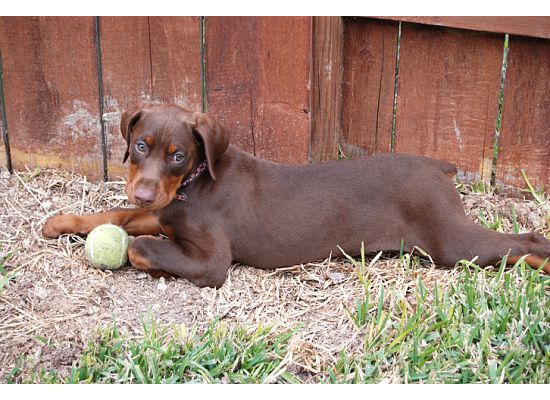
[175,161,208,202]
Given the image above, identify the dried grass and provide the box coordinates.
[0,165,548,382]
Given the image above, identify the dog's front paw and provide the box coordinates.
[42,214,79,238]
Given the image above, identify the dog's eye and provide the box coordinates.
[172,152,185,163]
[136,141,148,153]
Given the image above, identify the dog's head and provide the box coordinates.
[120,103,229,210]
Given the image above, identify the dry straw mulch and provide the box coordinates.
[0,166,548,382]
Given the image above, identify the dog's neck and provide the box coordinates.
[175,160,209,202]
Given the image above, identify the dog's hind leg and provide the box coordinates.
[429,220,550,273]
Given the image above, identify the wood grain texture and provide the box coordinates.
[394,23,503,182]
[0,17,103,179]
[496,36,550,190]
[0,69,6,168]
[149,16,202,109]
[341,17,398,158]
[205,17,311,164]
[204,17,255,155]
[99,16,152,179]
[375,17,550,40]
[0,101,5,168]
[310,16,344,163]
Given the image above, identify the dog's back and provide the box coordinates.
[213,148,463,268]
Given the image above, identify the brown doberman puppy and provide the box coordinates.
[42,103,550,287]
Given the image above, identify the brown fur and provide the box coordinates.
[43,103,550,287]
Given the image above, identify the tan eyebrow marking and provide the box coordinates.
[144,135,154,146]
[168,144,178,154]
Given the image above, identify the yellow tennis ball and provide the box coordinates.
[85,224,129,270]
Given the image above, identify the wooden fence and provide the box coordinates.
[0,16,549,190]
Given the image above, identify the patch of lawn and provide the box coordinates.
[28,317,298,384]
[329,251,549,383]
[0,246,16,295]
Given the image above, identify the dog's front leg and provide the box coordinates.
[128,229,232,288]
[42,207,162,238]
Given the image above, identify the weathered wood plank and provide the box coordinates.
[205,17,311,164]
[252,17,311,163]
[496,36,550,190]
[0,99,6,169]
[204,17,255,156]
[0,16,103,179]
[375,17,550,40]
[394,23,503,182]
[341,17,398,158]
[149,16,202,109]
[99,16,152,179]
[310,16,344,163]
[0,61,7,169]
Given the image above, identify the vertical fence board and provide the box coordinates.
[252,17,311,163]
[497,36,550,190]
[310,16,344,163]
[205,17,311,164]
[99,16,152,179]
[0,135,5,171]
[341,18,398,157]
[149,16,202,109]
[394,24,502,182]
[0,17,103,179]
[0,94,5,168]
[204,17,255,155]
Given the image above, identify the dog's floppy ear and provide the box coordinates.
[191,112,229,180]
[120,105,146,164]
